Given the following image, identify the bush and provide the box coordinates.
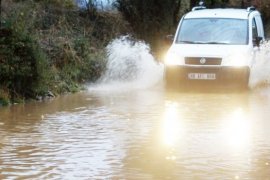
[0,26,51,101]
[73,37,107,81]
[0,0,130,105]
[0,88,10,106]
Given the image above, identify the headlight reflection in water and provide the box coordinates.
[161,104,252,154]
[161,102,186,147]
[221,108,252,151]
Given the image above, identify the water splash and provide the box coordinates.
[89,37,270,91]
[249,40,270,89]
[90,36,164,91]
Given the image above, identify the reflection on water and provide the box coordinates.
[1,88,270,179]
[221,108,251,151]
[162,102,185,147]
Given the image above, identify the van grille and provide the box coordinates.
[185,57,222,65]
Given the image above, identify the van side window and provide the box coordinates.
[252,18,258,40]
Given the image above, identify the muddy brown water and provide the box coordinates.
[1,88,270,179]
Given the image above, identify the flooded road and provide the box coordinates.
[1,87,270,179]
[1,37,270,179]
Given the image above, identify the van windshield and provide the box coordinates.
[176,18,248,45]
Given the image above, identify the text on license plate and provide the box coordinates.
[188,73,216,80]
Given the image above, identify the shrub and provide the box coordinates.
[0,88,10,106]
[57,36,106,84]
[0,26,52,101]
[0,0,130,105]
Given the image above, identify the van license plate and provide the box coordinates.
[188,73,216,80]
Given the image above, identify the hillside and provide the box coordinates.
[0,0,129,105]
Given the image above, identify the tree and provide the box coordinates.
[190,0,230,8]
[76,0,98,18]
[115,0,182,42]
[85,0,97,18]
[0,0,2,28]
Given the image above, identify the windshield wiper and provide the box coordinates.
[180,41,229,44]
[202,41,229,44]
[180,41,205,44]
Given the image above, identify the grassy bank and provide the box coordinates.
[0,0,129,106]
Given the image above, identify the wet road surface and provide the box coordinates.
[1,87,270,179]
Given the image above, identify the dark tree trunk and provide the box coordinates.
[0,0,2,28]
[173,0,182,25]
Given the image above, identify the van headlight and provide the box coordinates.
[231,55,248,67]
[164,52,181,65]
[224,54,249,67]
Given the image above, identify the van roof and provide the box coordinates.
[184,8,259,19]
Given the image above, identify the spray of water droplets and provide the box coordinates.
[88,36,270,91]
[90,36,164,91]
[249,40,270,89]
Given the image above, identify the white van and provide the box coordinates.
[164,6,265,89]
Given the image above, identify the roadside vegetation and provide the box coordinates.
[0,0,129,105]
[0,0,269,106]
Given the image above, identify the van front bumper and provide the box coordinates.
[165,66,250,88]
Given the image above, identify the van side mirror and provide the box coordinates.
[164,35,174,45]
[254,36,263,47]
